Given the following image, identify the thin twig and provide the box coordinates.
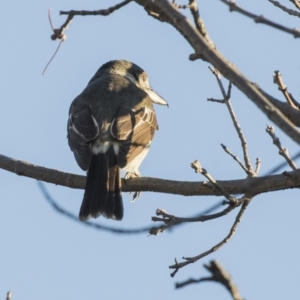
[176,260,243,300]
[273,71,299,109]
[60,0,132,16]
[44,1,132,74]
[42,9,70,74]
[169,198,251,277]
[149,201,223,235]
[268,0,300,17]
[224,94,254,175]
[38,181,223,235]
[266,126,297,170]
[255,157,261,175]
[42,40,64,75]
[207,98,225,103]
[50,13,72,41]
[151,204,236,226]
[176,276,214,287]
[208,67,254,176]
[221,144,248,173]
[264,150,300,175]
[225,90,253,172]
[220,0,300,38]
[208,67,227,97]
[191,160,239,205]
[188,0,216,49]
[37,181,151,234]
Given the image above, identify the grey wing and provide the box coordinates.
[110,106,158,168]
[67,106,99,171]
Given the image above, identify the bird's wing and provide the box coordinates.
[67,106,99,171]
[110,105,158,168]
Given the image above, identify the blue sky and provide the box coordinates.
[1,1,300,299]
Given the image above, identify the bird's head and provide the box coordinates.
[91,60,168,107]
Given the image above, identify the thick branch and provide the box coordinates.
[134,0,300,145]
[256,86,300,126]
[1,154,300,197]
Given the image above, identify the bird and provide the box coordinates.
[67,60,168,221]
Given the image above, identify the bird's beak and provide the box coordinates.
[145,88,168,107]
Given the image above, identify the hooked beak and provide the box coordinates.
[145,88,168,107]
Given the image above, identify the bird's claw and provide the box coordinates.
[130,191,141,202]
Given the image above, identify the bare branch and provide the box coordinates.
[191,160,239,205]
[208,67,227,97]
[176,276,214,288]
[207,98,225,103]
[221,144,248,173]
[60,0,132,17]
[255,85,300,126]
[42,9,69,74]
[264,150,300,175]
[266,126,297,170]
[268,0,300,17]
[38,181,153,234]
[42,40,64,75]
[149,202,224,235]
[39,180,224,235]
[50,11,72,41]
[169,198,251,276]
[188,0,216,49]
[220,0,300,37]
[176,260,243,300]
[1,153,300,197]
[273,71,300,109]
[255,157,261,175]
[46,0,300,143]
[151,204,236,227]
[208,68,254,175]
[50,0,300,144]
[224,98,254,175]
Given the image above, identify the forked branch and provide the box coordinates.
[176,260,243,300]
[169,198,251,277]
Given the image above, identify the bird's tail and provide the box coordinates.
[79,147,123,221]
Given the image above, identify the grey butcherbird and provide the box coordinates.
[67,60,168,221]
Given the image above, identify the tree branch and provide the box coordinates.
[60,0,132,17]
[134,0,300,145]
[169,197,251,276]
[266,125,297,170]
[176,260,243,300]
[268,0,300,18]
[220,0,300,36]
[1,153,300,196]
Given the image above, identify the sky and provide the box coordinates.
[1,0,300,299]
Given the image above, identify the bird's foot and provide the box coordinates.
[125,172,141,202]
[124,171,140,180]
[130,191,141,202]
